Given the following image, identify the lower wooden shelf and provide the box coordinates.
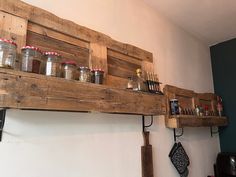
[165,115,228,128]
[0,68,166,116]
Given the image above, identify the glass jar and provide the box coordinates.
[0,38,17,69]
[78,66,90,82]
[21,46,42,73]
[44,52,62,77]
[133,69,146,91]
[127,77,133,89]
[91,69,104,84]
[61,61,77,80]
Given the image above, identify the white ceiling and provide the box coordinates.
[144,0,236,46]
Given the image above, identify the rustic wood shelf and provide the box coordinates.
[0,69,166,116]
[164,85,228,128]
[166,115,228,128]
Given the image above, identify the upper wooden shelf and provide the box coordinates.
[164,85,228,128]
[0,69,166,116]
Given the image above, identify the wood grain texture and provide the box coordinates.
[141,132,154,177]
[89,43,108,76]
[107,49,141,79]
[0,0,153,62]
[105,75,128,89]
[0,69,166,115]
[164,85,228,128]
[27,30,89,67]
[0,11,27,53]
[166,115,228,128]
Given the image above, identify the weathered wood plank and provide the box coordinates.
[0,69,166,115]
[27,31,89,66]
[27,22,89,49]
[105,75,128,89]
[167,115,228,128]
[107,49,142,66]
[89,43,108,76]
[0,11,27,53]
[0,0,153,62]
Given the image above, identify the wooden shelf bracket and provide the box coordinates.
[0,109,6,142]
[142,115,154,132]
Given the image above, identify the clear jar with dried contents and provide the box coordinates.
[78,66,90,82]
[0,38,17,69]
[91,69,104,84]
[21,46,42,74]
[61,61,77,80]
[44,52,61,77]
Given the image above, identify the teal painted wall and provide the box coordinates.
[211,39,236,152]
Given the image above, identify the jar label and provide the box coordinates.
[46,61,58,76]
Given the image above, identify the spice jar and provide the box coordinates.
[78,66,91,82]
[44,52,61,77]
[21,46,42,73]
[61,61,77,80]
[91,69,104,84]
[0,38,17,69]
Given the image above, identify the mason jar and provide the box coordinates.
[61,61,77,80]
[91,69,104,84]
[21,46,42,74]
[78,66,90,82]
[44,52,62,77]
[0,38,17,69]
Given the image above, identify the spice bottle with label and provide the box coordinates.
[0,38,17,69]
[61,61,77,80]
[21,46,42,74]
[44,52,62,77]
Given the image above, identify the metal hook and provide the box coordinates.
[173,128,184,142]
[142,115,154,132]
[0,109,6,141]
[210,126,220,137]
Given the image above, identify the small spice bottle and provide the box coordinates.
[21,46,42,74]
[0,38,17,69]
[44,52,62,77]
[127,77,133,89]
[78,66,91,82]
[91,69,104,84]
[61,61,77,80]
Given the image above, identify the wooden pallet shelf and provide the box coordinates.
[166,115,228,128]
[0,69,166,116]
[164,85,228,128]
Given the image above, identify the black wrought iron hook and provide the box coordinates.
[0,109,6,141]
[142,115,154,132]
[173,128,184,142]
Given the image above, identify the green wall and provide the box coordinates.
[211,38,236,152]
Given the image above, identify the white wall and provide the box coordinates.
[0,0,218,177]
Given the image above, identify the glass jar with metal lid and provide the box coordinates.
[91,69,104,84]
[61,61,77,80]
[78,66,90,82]
[0,38,17,69]
[44,52,62,77]
[21,46,42,74]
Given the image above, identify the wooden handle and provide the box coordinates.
[143,131,150,146]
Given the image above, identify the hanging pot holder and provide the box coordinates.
[169,142,190,176]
